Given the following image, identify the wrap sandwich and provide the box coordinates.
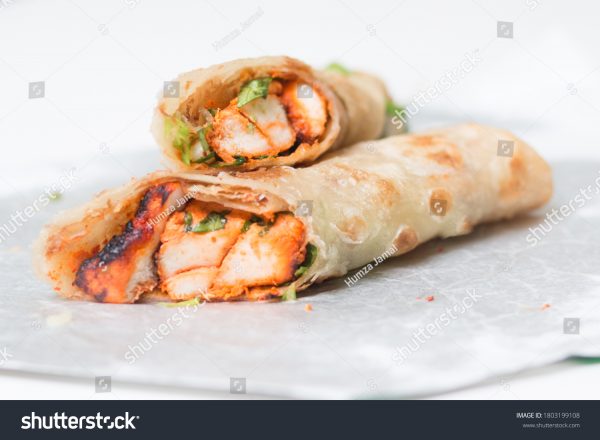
[151,56,389,171]
[34,123,552,303]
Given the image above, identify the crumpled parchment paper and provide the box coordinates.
[0,160,598,399]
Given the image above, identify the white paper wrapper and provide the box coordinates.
[0,159,599,399]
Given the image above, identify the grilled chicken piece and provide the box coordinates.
[162,267,218,300]
[280,81,327,142]
[207,105,275,162]
[239,95,295,152]
[205,80,328,163]
[212,213,307,291]
[157,202,248,280]
[247,286,281,301]
[75,183,184,303]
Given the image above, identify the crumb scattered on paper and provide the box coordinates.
[305,304,313,312]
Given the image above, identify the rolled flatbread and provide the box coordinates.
[34,123,552,303]
[151,56,388,172]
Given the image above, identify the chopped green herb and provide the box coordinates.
[208,108,217,116]
[209,156,248,168]
[237,77,272,107]
[325,62,351,76]
[258,227,270,237]
[193,152,216,164]
[189,211,229,234]
[246,122,255,134]
[281,284,296,301]
[258,220,274,237]
[294,243,318,278]
[254,154,273,160]
[159,297,201,308]
[183,211,193,232]
[240,214,274,236]
[241,220,252,233]
[241,215,265,233]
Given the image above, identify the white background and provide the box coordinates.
[0,0,599,398]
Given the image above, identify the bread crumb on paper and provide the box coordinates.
[304,304,313,312]
[541,303,551,310]
[425,295,435,302]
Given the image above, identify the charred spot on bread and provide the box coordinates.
[74,182,183,303]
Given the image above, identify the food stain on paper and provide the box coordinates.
[46,310,73,328]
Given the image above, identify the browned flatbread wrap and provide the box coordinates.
[34,124,552,303]
[151,56,388,172]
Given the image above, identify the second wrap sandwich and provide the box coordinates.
[35,124,552,303]
[151,56,388,171]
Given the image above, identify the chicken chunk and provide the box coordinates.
[203,79,329,164]
[239,95,296,152]
[212,213,307,290]
[75,183,184,303]
[207,105,275,162]
[157,202,248,279]
[162,267,218,300]
[280,81,328,142]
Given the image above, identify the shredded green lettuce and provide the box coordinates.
[385,100,405,117]
[48,191,62,202]
[181,145,191,165]
[281,284,296,301]
[237,78,272,107]
[190,125,216,164]
[325,62,351,75]
[159,297,201,308]
[197,125,212,152]
[294,243,318,278]
[164,115,194,165]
